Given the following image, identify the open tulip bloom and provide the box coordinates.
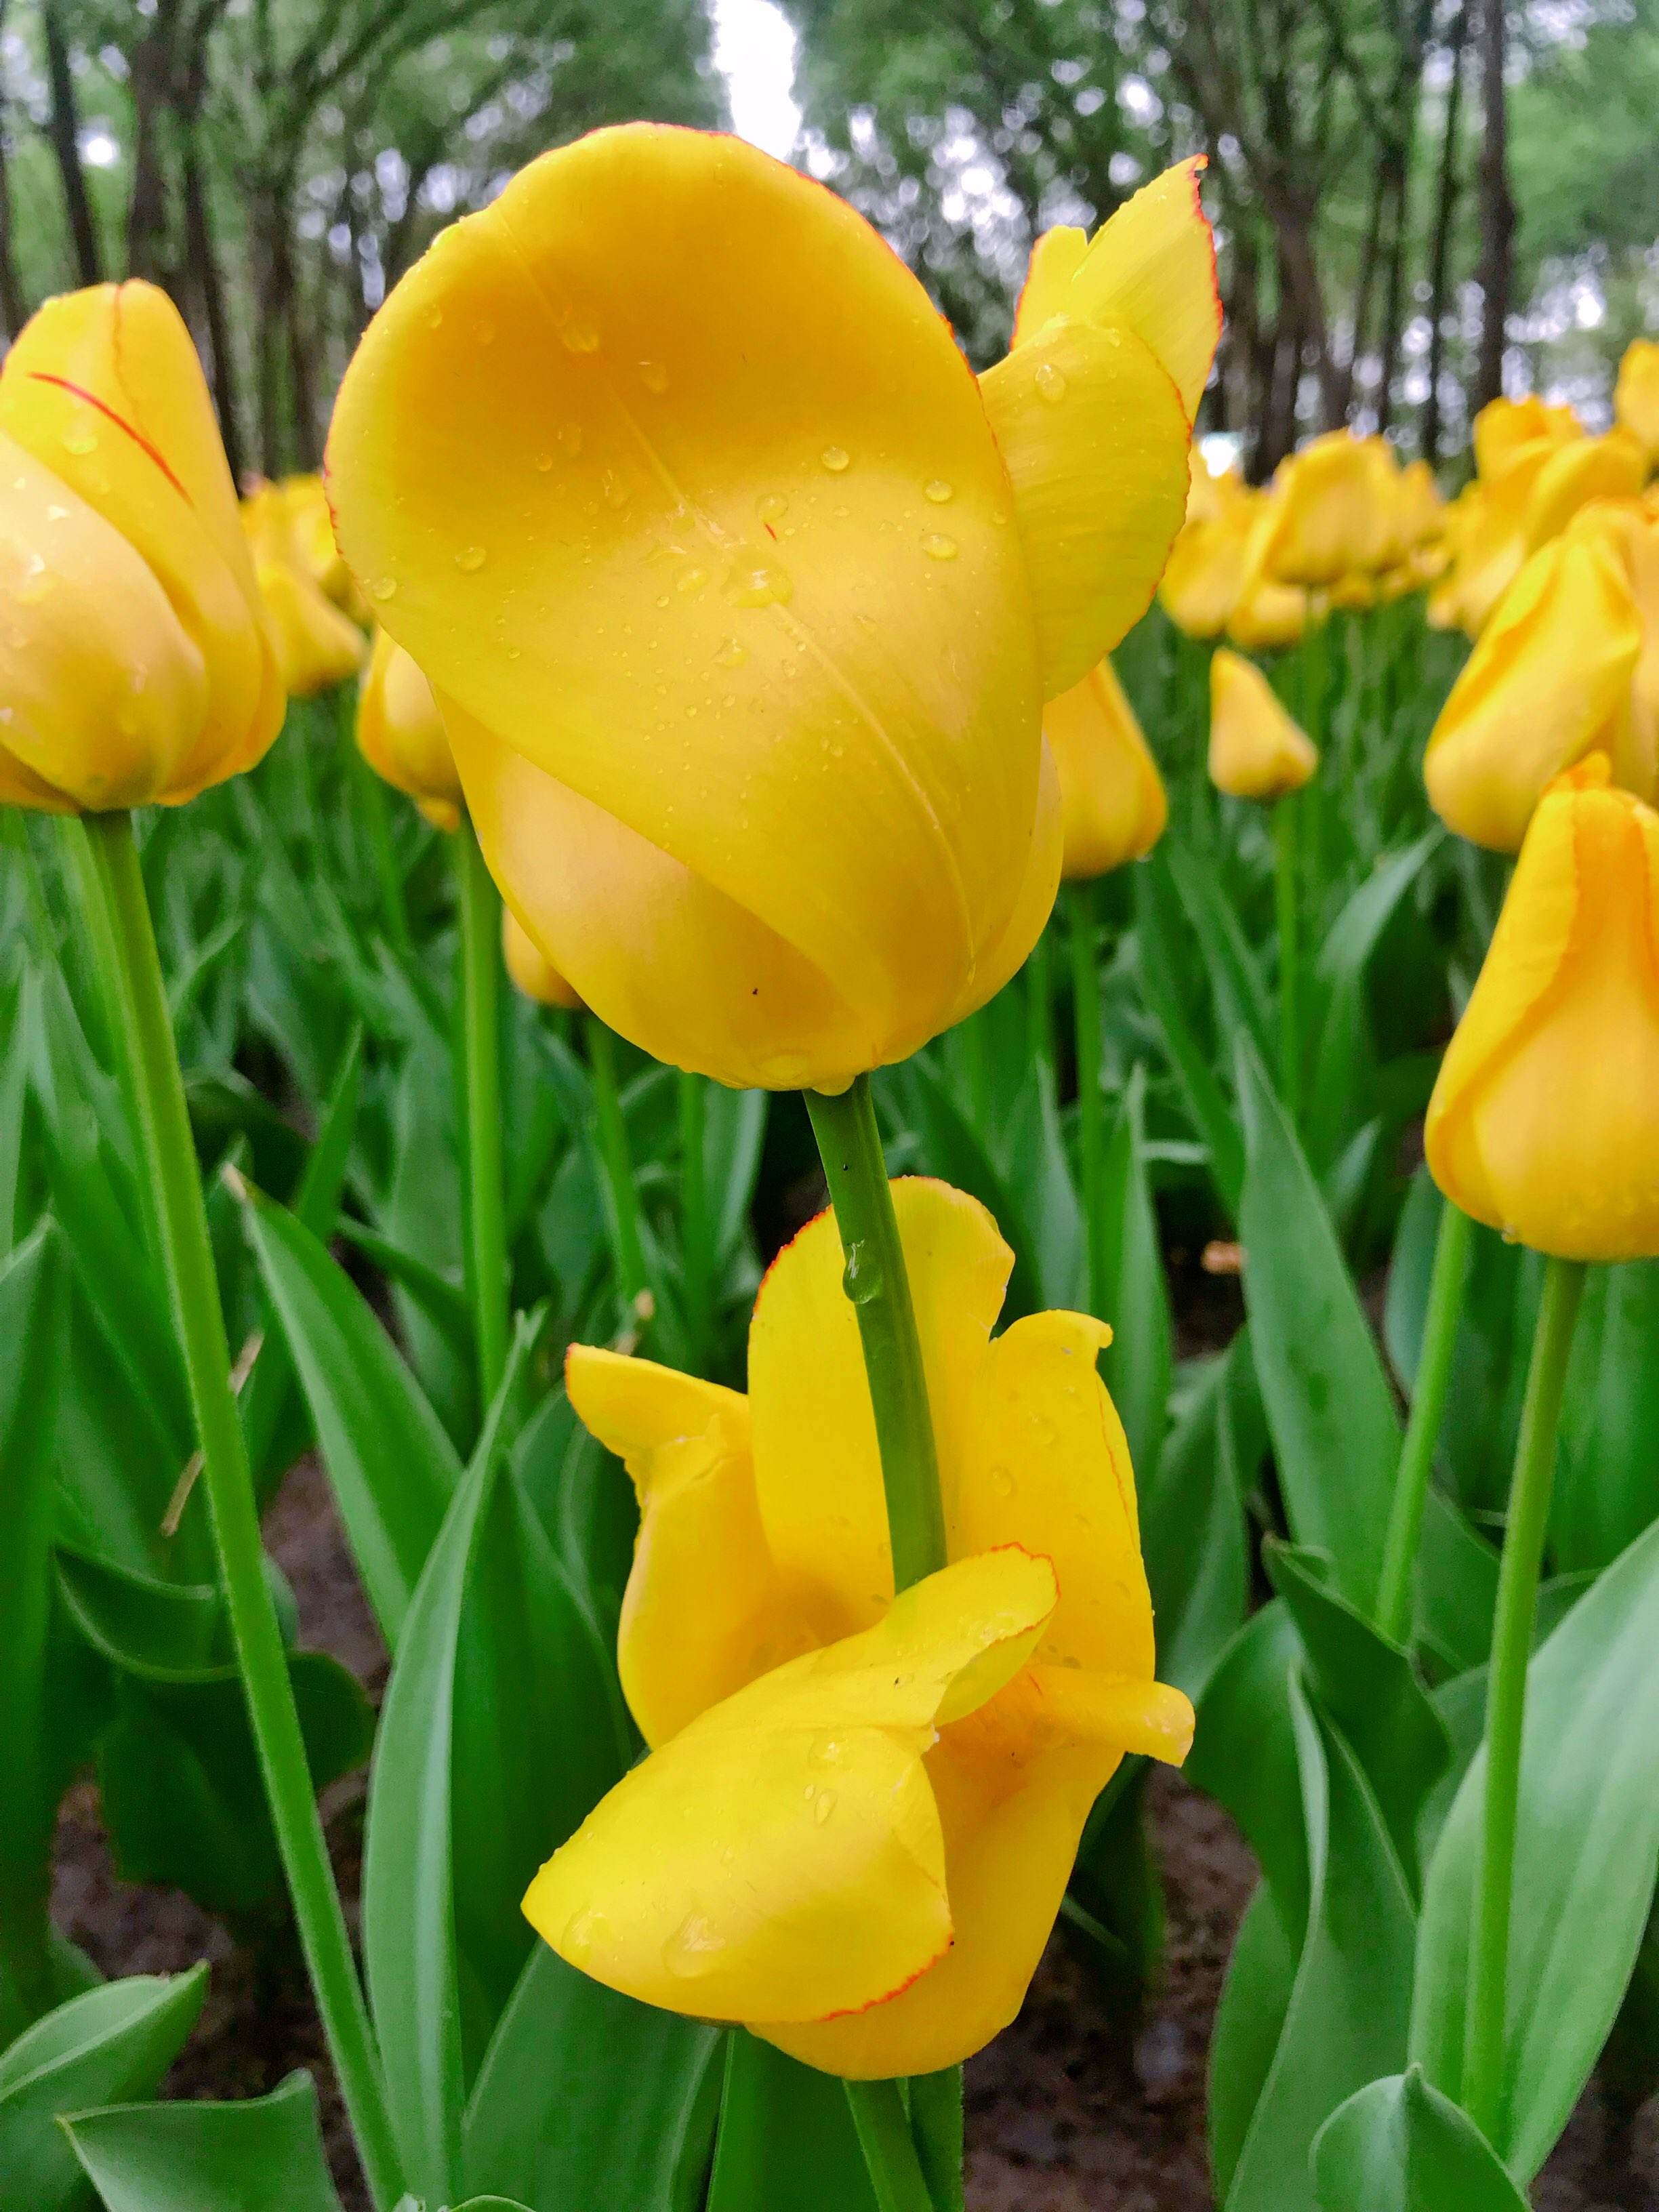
[327,122,1218,1092]
[525,1178,1192,2076]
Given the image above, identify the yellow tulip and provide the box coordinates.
[356,626,464,830]
[1160,483,1256,638]
[1395,457,1446,552]
[1567,499,1659,800]
[1423,525,1643,851]
[1208,648,1318,799]
[1425,757,1659,1261]
[0,281,281,811]
[523,1179,1191,2076]
[502,907,582,1010]
[243,480,365,697]
[1616,340,1659,464]
[1044,657,1167,878]
[279,470,369,619]
[1520,428,1645,555]
[1471,394,1581,484]
[1227,573,1309,652]
[327,125,1217,1091]
[1253,431,1392,589]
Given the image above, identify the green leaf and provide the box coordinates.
[1141,1334,1258,1700]
[1002,1058,1084,1310]
[1164,842,1273,1065]
[882,1058,1042,1321]
[1313,2067,1528,2211]
[241,1181,459,1645]
[1235,1036,1396,1614]
[55,1549,220,1681]
[1094,1065,1172,1486]
[706,2034,878,2212]
[463,1946,721,2212]
[63,2070,342,2212]
[1412,1512,1659,2177]
[1553,1260,1659,1572]
[1132,859,1244,1212]
[0,1969,207,2212]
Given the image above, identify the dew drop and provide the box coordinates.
[455,545,487,572]
[924,478,954,504]
[62,430,97,456]
[676,566,709,595]
[989,1465,1015,1498]
[602,470,630,510]
[714,637,748,668]
[815,1790,836,1825]
[371,577,398,603]
[639,360,669,393]
[560,319,601,354]
[557,422,583,455]
[821,445,851,472]
[662,1910,723,1978]
[922,533,958,561]
[756,492,788,524]
[45,503,67,522]
[723,557,793,609]
[533,451,554,472]
[561,1907,609,1960]
[1035,361,1068,405]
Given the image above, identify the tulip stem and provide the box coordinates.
[73,811,406,2212]
[843,2080,941,2212]
[678,1068,712,1365]
[805,1074,947,1593]
[1068,880,1106,1312]
[586,1012,652,1338]
[453,819,509,1404]
[1273,792,1301,1122]
[1376,1198,1475,1643]
[1462,1253,1587,2142]
[1025,920,1053,1069]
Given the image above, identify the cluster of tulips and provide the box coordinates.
[1,114,1658,2212]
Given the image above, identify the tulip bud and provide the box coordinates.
[0,281,281,810]
[1208,649,1317,800]
[1044,657,1166,879]
[1160,486,1255,638]
[243,481,365,697]
[1254,432,1391,590]
[503,907,582,1010]
[1425,758,1659,1261]
[1424,528,1643,851]
[1615,340,1659,464]
[356,626,464,830]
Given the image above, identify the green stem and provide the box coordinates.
[804,1075,945,1593]
[76,813,405,2212]
[453,821,508,1404]
[346,728,413,959]
[1068,880,1105,1311]
[1273,792,1301,1123]
[678,1067,712,1364]
[907,2067,965,2212]
[1376,1200,1475,1643]
[842,2081,939,2212]
[5,810,56,950]
[1462,1254,1588,2140]
[586,1012,651,1329]
[1025,921,1052,1069]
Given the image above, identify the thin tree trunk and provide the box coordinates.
[1338,159,1391,424]
[1373,156,1412,435]
[41,0,102,285]
[1422,3,1471,466]
[126,2,181,285]
[1473,0,1513,408]
[181,136,244,485]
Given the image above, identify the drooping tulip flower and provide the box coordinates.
[1208,648,1318,800]
[503,905,581,1010]
[1044,657,1167,878]
[1423,523,1643,851]
[327,124,1218,1091]
[1616,340,1659,464]
[242,480,365,697]
[1425,757,1659,1261]
[356,625,465,830]
[0,281,282,811]
[523,1178,1192,2076]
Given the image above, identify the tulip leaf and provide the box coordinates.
[1094,1064,1172,1487]
[1002,1056,1085,1311]
[1235,1035,1395,1614]
[240,1179,459,1645]
[1140,1332,1260,1701]
[1163,842,1273,1065]
[1312,2067,1528,2212]
[1132,860,1244,1212]
[1412,1513,1659,2178]
[464,1945,722,2212]
[62,2070,342,2212]
[0,1968,207,2212]
[881,1057,1044,1321]
[1553,1259,1659,1572]
[705,2033,879,2212]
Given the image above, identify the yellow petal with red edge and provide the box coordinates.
[1057,158,1219,422]
[1045,657,1168,878]
[0,430,206,809]
[955,1308,1156,1677]
[1011,228,1086,346]
[327,124,1041,1067]
[565,1345,808,1745]
[761,1660,1191,2076]
[949,734,1063,1024]
[523,1549,1059,2028]
[980,314,1191,697]
[447,703,880,1089]
[0,282,280,787]
[747,1179,1015,1642]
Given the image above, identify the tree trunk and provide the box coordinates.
[1338,159,1391,426]
[181,134,245,485]
[41,0,102,285]
[125,2,182,285]
[1473,0,1513,408]
[1422,3,1471,467]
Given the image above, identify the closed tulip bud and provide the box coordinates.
[356,626,464,830]
[1424,528,1643,850]
[1254,432,1386,589]
[243,481,365,697]
[503,907,582,1010]
[1044,657,1166,879]
[1614,340,1659,464]
[327,126,1218,1090]
[1208,648,1318,800]
[1425,758,1659,1261]
[0,281,281,811]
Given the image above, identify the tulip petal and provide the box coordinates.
[356,626,463,816]
[1044,657,1168,878]
[565,1345,808,1746]
[1011,227,1086,346]
[328,123,1043,1062]
[523,1549,1059,2028]
[949,733,1063,1023]
[1209,647,1319,800]
[980,314,1191,698]
[1057,157,1219,422]
[747,1179,1016,1639]
[447,703,880,1088]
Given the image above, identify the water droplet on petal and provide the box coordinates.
[714,637,748,668]
[924,479,954,504]
[756,493,788,524]
[1035,361,1068,404]
[602,470,630,510]
[62,430,96,456]
[456,545,487,572]
[371,577,398,602]
[990,1465,1015,1498]
[821,445,851,472]
[815,1790,836,1825]
[640,360,669,392]
[922,533,958,560]
[662,1910,723,1978]
[723,557,793,609]
[534,451,554,472]
[676,566,709,595]
[561,319,601,354]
